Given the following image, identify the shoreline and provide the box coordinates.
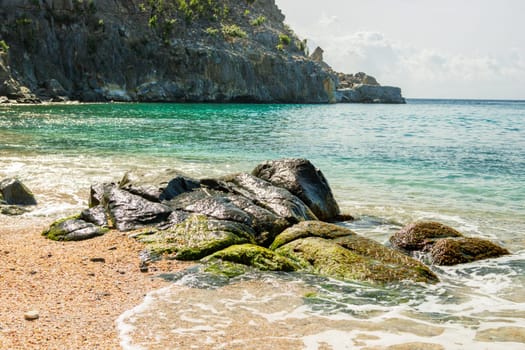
[0,217,192,349]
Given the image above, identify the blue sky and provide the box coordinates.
[275,0,525,99]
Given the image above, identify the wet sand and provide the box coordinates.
[0,217,192,349]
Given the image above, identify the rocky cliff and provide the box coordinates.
[0,0,403,104]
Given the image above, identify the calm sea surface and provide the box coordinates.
[1,99,524,349]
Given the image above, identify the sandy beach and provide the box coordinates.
[0,216,192,349]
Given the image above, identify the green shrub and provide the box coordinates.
[250,15,266,26]
[221,24,247,39]
[0,40,9,52]
[279,34,291,45]
[205,27,219,36]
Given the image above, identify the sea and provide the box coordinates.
[1,99,524,349]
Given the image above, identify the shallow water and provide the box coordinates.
[1,99,524,348]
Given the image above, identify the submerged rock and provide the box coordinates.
[43,217,108,241]
[390,221,510,266]
[429,237,510,266]
[0,178,37,205]
[389,221,463,252]
[1,205,30,216]
[252,158,340,221]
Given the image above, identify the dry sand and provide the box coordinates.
[0,216,192,349]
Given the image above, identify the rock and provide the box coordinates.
[136,214,255,260]
[337,72,380,89]
[269,220,353,250]
[119,169,200,202]
[219,173,318,224]
[336,85,406,104]
[0,205,30,215]
[273,221,438,284]
[166,188,290,246]
[80,205,108,227]
[389,221,463,252]
[104,187,173,231]
[428,237,510,265]
[43,217,108,241]
[310,46,324,63]
[24,310,39,321]
[276,236,437,284]
[0,178,37,205]
[252,158,341,221]
[204,244,300,272]
[389,221,510,266]
[88,183,107,208]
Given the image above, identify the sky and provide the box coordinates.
[275,0,525,99]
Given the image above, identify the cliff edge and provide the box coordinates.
[0,0,404,104]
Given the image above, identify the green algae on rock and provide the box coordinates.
[276,234,438,284]
[43,216,108,241]
[269,220,354,250]
[136,214,255,260]
[204,244,300,272]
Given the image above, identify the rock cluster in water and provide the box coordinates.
[0,0,404,104]
[42,158,510,284]
[0,178,36,215]
[389,221,510,265]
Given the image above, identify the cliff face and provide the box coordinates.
[0,0,336,103]
[0,0,403,104]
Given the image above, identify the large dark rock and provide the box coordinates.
[390,221,510,266]
[136,214,255,260]
[104,187,172,231]
[252,158,340,221]
[119,169,200,202]
[43,217,108,241]
[0,178,37,205]
[167,188,290,246]
[218,173,318,224]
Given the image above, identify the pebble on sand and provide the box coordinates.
[24,310,39,321]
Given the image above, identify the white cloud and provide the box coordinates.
[318,14,339,27]
[309,31,525,99]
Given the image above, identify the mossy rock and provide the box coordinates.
[204,244,301,272]
[335,236,438,283]
[43,215,108,241]
[277,237,438,284]
[136,214,256,260]
[389,221,463,252]
[203,260,250,278]
[429,237,510,266]
[269,220,355,250]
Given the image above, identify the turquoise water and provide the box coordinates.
[1,99,523,244]
[1,100,525,349]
